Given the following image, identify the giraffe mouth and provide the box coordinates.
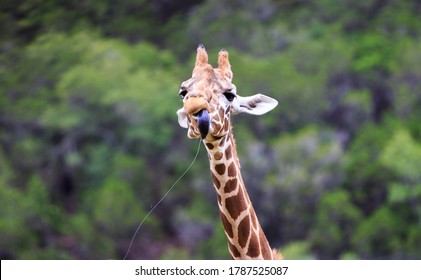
[195,109,210,139]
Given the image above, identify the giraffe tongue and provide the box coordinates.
[196,109,210,139]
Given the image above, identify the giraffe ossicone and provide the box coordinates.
[177,45,282,260]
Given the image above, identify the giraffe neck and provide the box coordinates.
[203,132,274,260]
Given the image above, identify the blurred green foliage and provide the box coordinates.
[1,0,421,259]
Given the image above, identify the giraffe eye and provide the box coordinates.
[223,91,236,102]
[179,90,188,99]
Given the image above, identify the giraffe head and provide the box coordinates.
[177,45,278,141]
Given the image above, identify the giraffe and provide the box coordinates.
[177,45,282,260]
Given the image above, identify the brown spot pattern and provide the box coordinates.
[214,152,223,160]
[215,164,226,175]
[220,212,233,239]
[238,217,251,248]
[227,162,236,177]
[225,145,232,160]
[224,178,238,193]
[206,143,214,150]
[247,235,261,258]
[262,245,273,259]
[228,242,241,258]
[219,137,225,147]
[225,187,245,220]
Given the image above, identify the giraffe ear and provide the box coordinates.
[177,108,188,128]
[232,93,278,115]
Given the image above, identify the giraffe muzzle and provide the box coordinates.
[195,109,210,139]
